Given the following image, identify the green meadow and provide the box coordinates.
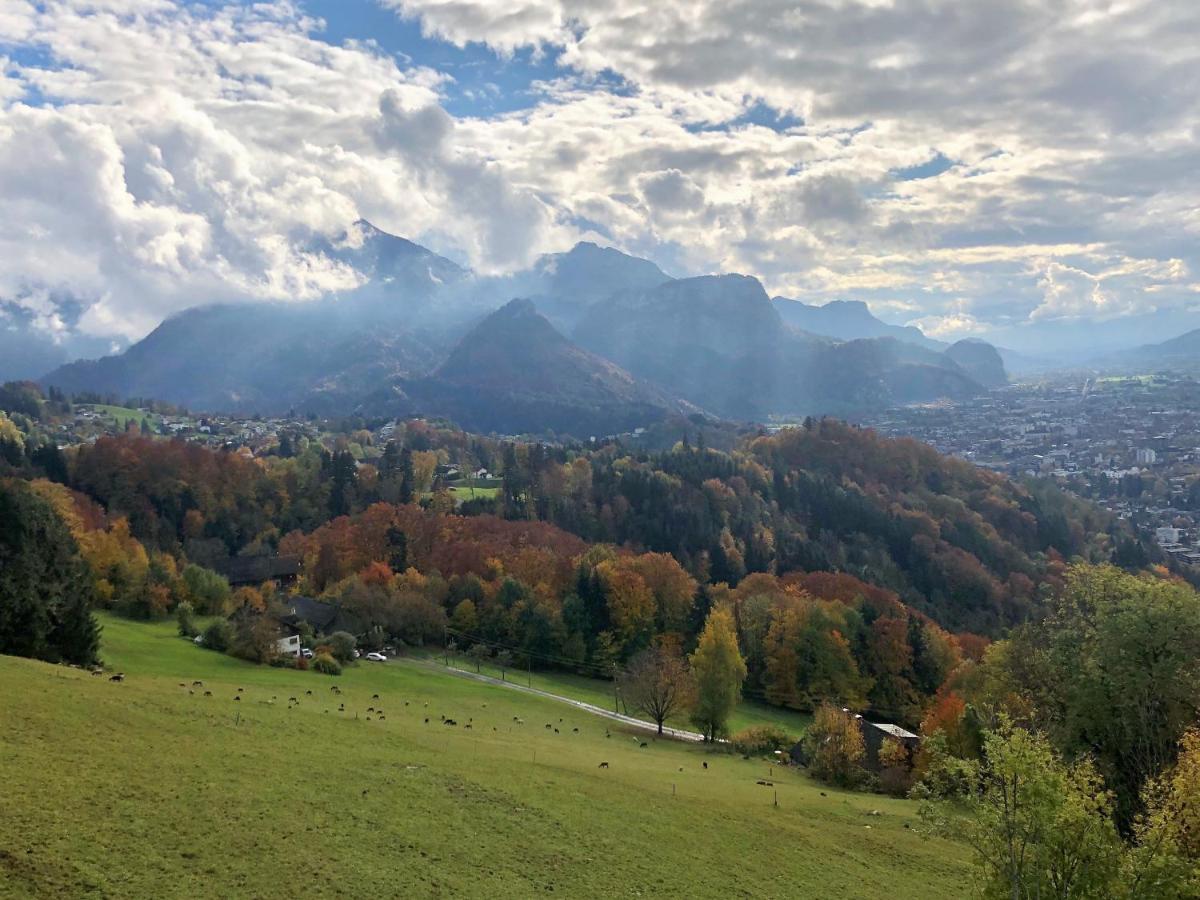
[0,615,970,898]
[432,652,814,736]
[88,405,154,429]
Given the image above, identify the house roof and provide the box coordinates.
[214,555,300,586]
[278,596,339,632]
[868,722,919,740]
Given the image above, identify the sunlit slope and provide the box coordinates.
[0,617,969,899]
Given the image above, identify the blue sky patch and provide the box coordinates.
[892,151,955,181]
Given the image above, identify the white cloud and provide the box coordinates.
[0,0,561,340]
[0,0,1197,351]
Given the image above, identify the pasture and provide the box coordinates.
[0,615,970,898]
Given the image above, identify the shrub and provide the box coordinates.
[201,619,234,652]
[731,724,795,757]
[312,651,341,675]
[180,564,231,615]
[326,631,357,663]
[175,601,198,638]
[805,704,867,788]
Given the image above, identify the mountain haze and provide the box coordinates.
[370,298,689,436]
[773,297,946,351]
[42,223,1010,431]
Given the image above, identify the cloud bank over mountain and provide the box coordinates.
[1,0,1198,357]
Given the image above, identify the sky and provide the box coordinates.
[1,0,1199,356]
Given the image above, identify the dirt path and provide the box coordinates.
[402,658,710,742]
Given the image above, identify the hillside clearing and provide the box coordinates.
[0,616,970,898]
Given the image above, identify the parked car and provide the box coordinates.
[365,652,387,662]
[192,635,204,645]
[301,648,314,659]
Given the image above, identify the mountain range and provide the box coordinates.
[1097,327,1200,374]
[42,222,1011,437]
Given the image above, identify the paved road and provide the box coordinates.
[403,658,710,743]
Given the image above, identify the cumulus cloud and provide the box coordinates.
[0,1,559,342]
[0,0,1197,352]
[389,0,1200,338]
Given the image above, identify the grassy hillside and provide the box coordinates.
[0,616,970,898]
[431,652,814,736]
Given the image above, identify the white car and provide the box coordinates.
[365,652,387,662]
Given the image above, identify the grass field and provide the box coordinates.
[0,614,970,898]
[448,485,501,500]
[88,404,154,429]
[432,652,813,737]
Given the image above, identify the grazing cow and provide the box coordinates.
[424,718,429,723]
[368,707,374,713]
[545,724,552,730]
[639,742,648,748]
[703,762,708,770]
[178,682,186,687]
[379,715,386,721]
[464,724,472,730]
[234,696,240,702]
[305,690,312,696]
[289,697,298,703]
[572,727,579,733]
[598,762,609,769]
[109,674,124,682]
[554,728,559,734]
[192,681,203,686]
[204,691,212,697]
[444,719,457,726]
[756,780,774,787]
[91,670,103,676]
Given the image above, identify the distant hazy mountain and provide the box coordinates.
[316,220,467,286]
[43,221,465,413]
[946,339,1009,388]
[370,298,690,436]
[576,274,799,419]
[1098,327,1200,374]
[772,297,946,351]
[43,301,444,413]
[577,275,988,419]
[504,242,673,333]
[41,223,1008,430]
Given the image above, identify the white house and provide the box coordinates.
[275,632,302,657]
[1156,526,1181,545]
